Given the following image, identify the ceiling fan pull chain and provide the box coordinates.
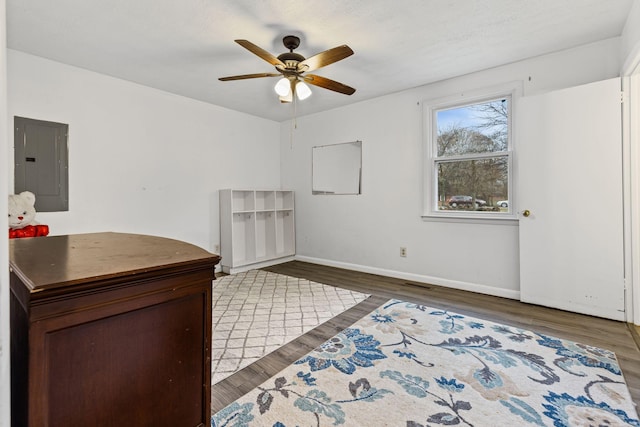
[289,96,296,148]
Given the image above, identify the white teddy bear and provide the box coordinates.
[8,191,49,238]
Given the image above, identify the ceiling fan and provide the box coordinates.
[219,35,356,103]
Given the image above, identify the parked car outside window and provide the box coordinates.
[447,195,487,208]
[496,200,509,208]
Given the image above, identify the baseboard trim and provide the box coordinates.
[295,255,520,301]
[222,256,296,275]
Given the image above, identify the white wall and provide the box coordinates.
[3,51,281,425]
[8,50,281,252]
[282,38,622,298]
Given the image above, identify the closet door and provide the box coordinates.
[518,78,625,320]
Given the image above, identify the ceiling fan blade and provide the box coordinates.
[219,73,281,81]
[303,74,356,95]
[235,39,285,67]
[298,45,354,72]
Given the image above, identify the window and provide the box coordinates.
[423,84,518,219]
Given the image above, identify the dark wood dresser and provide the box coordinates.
[9,232,220,427]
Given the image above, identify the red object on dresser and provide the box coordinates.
[8,224,49,239]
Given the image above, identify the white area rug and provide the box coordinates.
[212,270,370,384]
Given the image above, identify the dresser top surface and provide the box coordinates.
[9,232,220,294]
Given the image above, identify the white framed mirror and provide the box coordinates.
[312,141,362,195]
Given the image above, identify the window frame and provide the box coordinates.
[422,82,521,222]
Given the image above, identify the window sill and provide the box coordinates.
[421,212,519,226]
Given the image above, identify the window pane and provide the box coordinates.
[437,98,508,156]
[436,157,508,211]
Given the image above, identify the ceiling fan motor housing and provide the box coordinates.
[282,35,300,51]
[278,36,305,71]
[277,52,305,63]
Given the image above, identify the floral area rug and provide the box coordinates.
[212,270,370,383]
[213,299,640,426]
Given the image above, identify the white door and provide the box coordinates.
[518,78,625,320]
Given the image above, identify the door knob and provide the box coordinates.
[522,209,531,217]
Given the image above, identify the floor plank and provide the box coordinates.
[211,261,640,414]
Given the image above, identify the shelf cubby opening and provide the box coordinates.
[255,211,277,259]
[232,212,256,264]
[255,191,276,211]
[276,191,294,210]
[275,211,295,255]
[232,191,255,212]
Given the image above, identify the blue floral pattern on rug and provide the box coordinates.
[212,299,640,426]
[294,327,387,374]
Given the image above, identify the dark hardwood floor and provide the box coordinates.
[211,261,640,414]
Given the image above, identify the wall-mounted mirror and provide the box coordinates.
[312,141,362,195]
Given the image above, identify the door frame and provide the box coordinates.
[622,48,640,325]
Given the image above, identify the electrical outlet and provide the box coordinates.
[400,247,407,257]
[214,244,220,253]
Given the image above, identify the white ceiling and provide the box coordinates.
[6,0,634,122]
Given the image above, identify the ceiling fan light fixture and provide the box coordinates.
[274,77,291,96]
[296,81,312,100]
